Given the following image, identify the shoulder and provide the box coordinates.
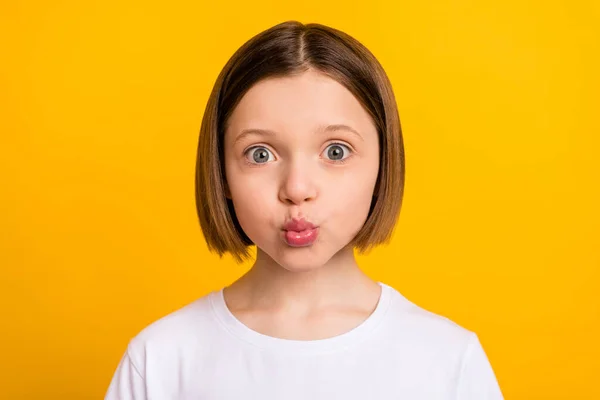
[376,283,503,398]
[379,282,477,359]
[123,289,222,374]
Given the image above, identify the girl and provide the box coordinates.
[106,20,503,399]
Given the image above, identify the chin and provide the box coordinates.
[259,245,329,272]
[253,233,353,272]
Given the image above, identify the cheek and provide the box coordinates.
[228,174,277,238]
[327,166,379,230]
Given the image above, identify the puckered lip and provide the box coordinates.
[282,218,317,232]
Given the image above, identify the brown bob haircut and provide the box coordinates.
[195,20,405,263]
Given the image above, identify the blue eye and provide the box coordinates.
[324,143,351,161]
[246,146,274,164]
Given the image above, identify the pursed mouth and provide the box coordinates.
[281,226,319,247]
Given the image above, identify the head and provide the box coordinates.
[195,21,405,270]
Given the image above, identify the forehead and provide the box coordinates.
[225,70,376,136]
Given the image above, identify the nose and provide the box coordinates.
[278,157,318,206]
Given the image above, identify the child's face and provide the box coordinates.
[224,69,380,271]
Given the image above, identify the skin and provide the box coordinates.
[222,69,382,340]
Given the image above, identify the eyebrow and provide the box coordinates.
[233,124,364,145]
[233,128,277,145]
[321,124,364,141]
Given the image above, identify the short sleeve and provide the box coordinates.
[105,346,147,400]
[456,333,504,400]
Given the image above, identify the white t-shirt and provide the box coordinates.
[105,282,504,399]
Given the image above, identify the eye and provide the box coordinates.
[245,146,275,164]
[323,143,351,162]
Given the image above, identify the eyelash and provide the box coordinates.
[243,142,354,166]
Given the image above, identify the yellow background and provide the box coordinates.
[1,1,598,398]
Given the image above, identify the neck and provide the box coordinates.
[225,245,379,314]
